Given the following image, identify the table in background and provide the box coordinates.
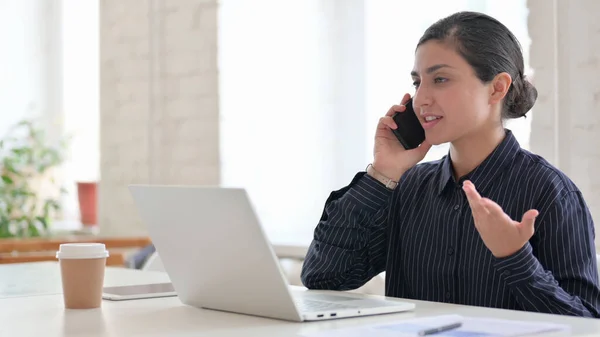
[0,236,152,266]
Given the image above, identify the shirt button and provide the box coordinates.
[445,292,451,300]
[453,205,460,211]
[447,247,454,256]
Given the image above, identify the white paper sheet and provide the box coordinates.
[299,314,570,337]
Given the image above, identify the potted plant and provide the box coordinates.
[0,120,69,238]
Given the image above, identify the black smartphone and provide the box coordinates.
[391,98,426,150]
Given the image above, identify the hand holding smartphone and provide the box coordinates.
[372,95,431,182]
[390,98,426,150]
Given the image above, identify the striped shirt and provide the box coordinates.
[301,129,600,317]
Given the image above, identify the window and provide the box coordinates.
[219,0,532,246]
[59,0,100,224]
[0,1,98,229]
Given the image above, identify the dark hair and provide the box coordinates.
[417,11,537,119]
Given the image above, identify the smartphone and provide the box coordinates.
[102,282,177,301]
[391,98,426,150]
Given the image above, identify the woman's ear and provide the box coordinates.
[489,72,512,105]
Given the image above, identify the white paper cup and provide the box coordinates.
[56,243,109,309]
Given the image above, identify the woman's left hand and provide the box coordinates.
[462,180,539,258]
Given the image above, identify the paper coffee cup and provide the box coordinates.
[56,243,109,309]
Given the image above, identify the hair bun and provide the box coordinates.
[507,78,538,118]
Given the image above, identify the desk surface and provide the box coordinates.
[0,261,169,299]
[1,262,600,337]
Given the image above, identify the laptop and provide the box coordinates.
[128,185,415,322]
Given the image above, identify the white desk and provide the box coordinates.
[1,262,600,337]
[0,262,169,299]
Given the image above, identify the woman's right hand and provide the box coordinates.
[372,93,432,181]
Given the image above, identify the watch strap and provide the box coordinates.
[366,164,398,190]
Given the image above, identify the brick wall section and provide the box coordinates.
[528,0,600,244]
[527,0,557,165]
[99,0,219,236]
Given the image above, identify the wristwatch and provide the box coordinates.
[366,164,398,190]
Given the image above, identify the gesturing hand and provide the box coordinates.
[462,180,539,258]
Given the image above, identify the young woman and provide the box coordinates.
[301,11,600,317]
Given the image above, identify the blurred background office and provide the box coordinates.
[0,0,598,270]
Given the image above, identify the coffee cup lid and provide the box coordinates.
[55,243,109,259]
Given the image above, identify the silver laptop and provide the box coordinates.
[128,185,415,322]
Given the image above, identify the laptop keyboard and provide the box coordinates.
[295,298,356,312]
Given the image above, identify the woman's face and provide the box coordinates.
[411,40,499,146]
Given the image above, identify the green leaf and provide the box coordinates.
[43,199,61,212]
[3,157,21,175]
[1,175,13,184]
[10,189,34,198]
[28,219,40,237]
[0,223,15,238]
[11,147,29,156]
[36,164,48,173]
[36,216,48,230]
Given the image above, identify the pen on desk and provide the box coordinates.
[418,322,462,336]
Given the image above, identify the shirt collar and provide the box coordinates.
[437,129,520,195]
